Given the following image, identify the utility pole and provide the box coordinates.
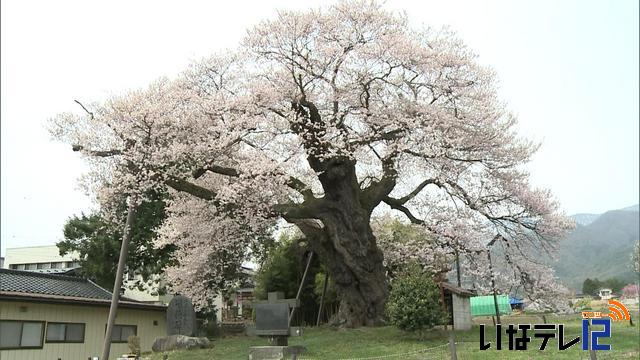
[455,249,461,287]
[487,235,502,325]
[102,200,137,360]
[487,250,501,325]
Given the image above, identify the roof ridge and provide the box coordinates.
[0,268,87,282]
[0,268,155,304]
[86,278,114,298]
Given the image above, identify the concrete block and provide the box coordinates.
[248,345,306,360]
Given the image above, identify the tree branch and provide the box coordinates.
[382,196,424,225]
[192,161,314,201]
[193,164,240,179]
[396,178,442,204]
[72,145,123,157]
[286,176,315,201]
[74,100,94,119]
[164,176,218,201]
[360,154,398,210]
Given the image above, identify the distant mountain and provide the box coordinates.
[571,213,600,226]
[621,204,639,212]
[553,204,639,291]
[569,204,639,226]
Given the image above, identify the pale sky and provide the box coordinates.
[1,0,638,256]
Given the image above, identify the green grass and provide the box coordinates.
[147,316,639,359]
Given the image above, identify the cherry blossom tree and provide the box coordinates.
[621,284,639,299]
[460,236,571,311]
[372,215,453,279]
[50,0,572,326]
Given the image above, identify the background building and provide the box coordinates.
[0,268,166,360]
[4,245,80,274]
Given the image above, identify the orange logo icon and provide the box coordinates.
[606,300,630,321]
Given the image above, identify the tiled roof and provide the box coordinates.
[0,268,112,300]
[441,282,476,297]
[0,268,166,310]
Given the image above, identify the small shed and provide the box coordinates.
[441,282,476,331]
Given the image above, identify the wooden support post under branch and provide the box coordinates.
[316,272,329,326]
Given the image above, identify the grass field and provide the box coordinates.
[146,314,639,360]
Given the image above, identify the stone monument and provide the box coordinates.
[167,295,197,336]
[152,295,211,354]
[249,291,306,359]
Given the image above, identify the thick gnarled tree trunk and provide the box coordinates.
[317,219,387,327]
[294,158,389,327]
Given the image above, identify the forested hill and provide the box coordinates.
[553,205,639,291]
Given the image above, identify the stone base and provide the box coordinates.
[152,335,210,352]
[248,345,306,360]
[267,336,288,346]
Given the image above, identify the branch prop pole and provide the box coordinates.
[101,199,137,360]
[288,251,314,327]
[316,272,329,326]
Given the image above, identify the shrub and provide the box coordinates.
[127,335,141,355]
[386,265,446,331]
[572,298,592,310]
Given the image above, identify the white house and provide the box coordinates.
[4,245,255,324]
[0,268,166,360]
[598,288,613,300]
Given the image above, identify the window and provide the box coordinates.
[25,263,37,270]
[51,262,63,269]
[64,261,81,268]
[46,322,85,343]
[107,325,137,343]
[0,320,45,349]
[15,264,25,270]
[36,263,51,270]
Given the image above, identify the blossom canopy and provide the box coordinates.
[51,0,572,326]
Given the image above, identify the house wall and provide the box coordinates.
[0,300,166,360]
[4,246,79,268]
[452,294,472,331]
[122,274,165,303]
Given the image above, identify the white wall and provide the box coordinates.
[0,300,166,360]
[452,294,472,331]
[4,245,79,267]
